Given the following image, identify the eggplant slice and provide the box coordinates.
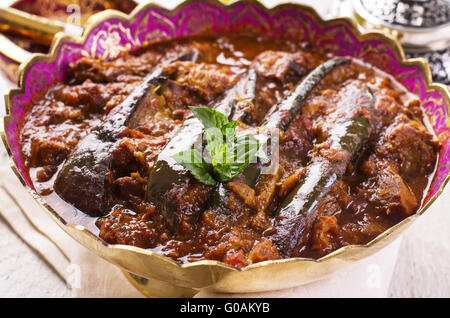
[145,69,258,230]
[270,82,375,257]
[54,69,166,216]
[207,58,352,211]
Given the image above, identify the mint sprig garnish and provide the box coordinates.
[171,149,217,186]
[172,106,260,186]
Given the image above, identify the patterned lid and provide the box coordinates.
[351,0,450,84]
[360,0,450,28]
[353,0,450,47]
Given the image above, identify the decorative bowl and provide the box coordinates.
[1,0,449,297]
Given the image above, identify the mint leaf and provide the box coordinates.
[189,106,229,130]
[221,121,236,140]
[205,127,224,163]
[172,150,216,186]
[212,161,247,182]
[174,106,260,186]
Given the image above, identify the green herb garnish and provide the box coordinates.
[172,106,259,186]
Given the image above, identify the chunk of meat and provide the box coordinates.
[68,50,159,83]
[21,110,87,168]
[160,180,213,232]
[110,134,167,177]
[57,80,142,114]
[376,114,439,177]
[227,181,257,210]
[250,210,271,231]
[254,166,283,213]
[162,61,239,101]
[68,41,208,84]
[340,213,388,245]
[277,167,306,198]
[308,80,374,140]
[253,50,316,82]
[247,239,280,264]
[203,226,258,267]
[364,163,418,216]
[222,249,247,267]
[54,80,107,114]
[96,207,157,248]
[372,92,403,128]
[125,83,186,137]
[314,179,352,218]
[29,136,70,167]
[35,165,58,182]
[113,172,147,202]
[311,216,341,253]
[160,80,204,112]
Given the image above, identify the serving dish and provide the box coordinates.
[1,0,449,297]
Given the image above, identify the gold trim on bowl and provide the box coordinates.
[1,0,449,297]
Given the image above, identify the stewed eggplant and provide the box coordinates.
[19,35,439,267]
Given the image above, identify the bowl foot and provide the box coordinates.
[122,270,199,298]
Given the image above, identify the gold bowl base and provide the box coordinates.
[122,270,199,298]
